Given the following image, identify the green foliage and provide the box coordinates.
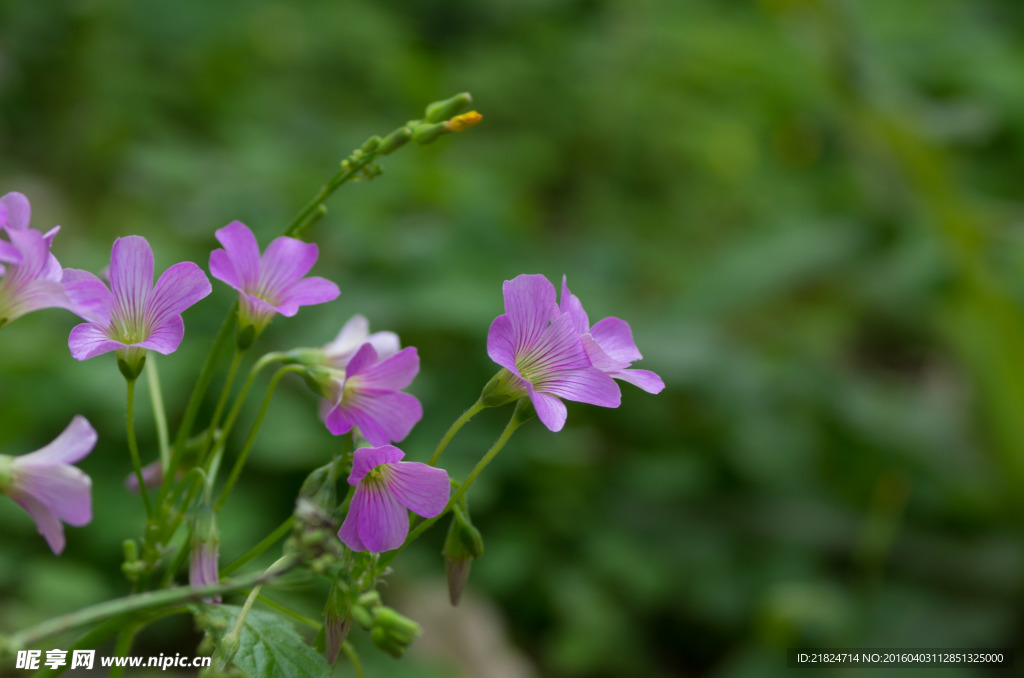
[201,604,329,678]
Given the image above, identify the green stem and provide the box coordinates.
[254,594,322,630]
[7,566,293,649]
[212,557,290,672]
[220,515,296,577]
[125,378,153,520]
[284,157,378,238]
[200,347,245,466]
[215,365,305,511]
[342,642,365,678]
[382,400,530,568]
[145,358,170,471]
[428,399,485,466]
[108,623,139,678]
[159,309,235,506]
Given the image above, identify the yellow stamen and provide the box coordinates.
[447,111,482,132]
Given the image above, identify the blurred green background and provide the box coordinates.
[2,0,1024,676]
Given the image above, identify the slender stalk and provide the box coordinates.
[220,515,296,577]
[159,309,235,506]
[7,565,294,648]
[145,358,170,471]
[428,399,485,466]
[342,642,365,678]
[215,365,305,512]
[108,623,139,678]
[254,594,322,630]
[125,378,153,519]
[381,400,530,568]
[211,557,290,672]
[201,347,245,468]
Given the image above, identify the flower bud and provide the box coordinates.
[371,607,421,658]
[377,127,413,155]
[443,508,484,606]
[412,122,450,146]
[190,505,221,604]
[361,135,382,153]
[323,583,351,665]
[447,111,483,132]
[424,92,472,123]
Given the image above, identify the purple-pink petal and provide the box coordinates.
[0,192,30,231]
[63,269,113,325]
[212,220,261,290]
[330,390,422,447]
[486,314,519,373]
[559,276,590,336]
[148,261,212,326]
[355,479,409,552]
[325,315,402,366]
[502,274,560,353]
[68,323,127,360]
[384,461,449,517]
[14,464,92,526]
[277,276,339,315]
[109,236,154,327]
[529,391,569,432]
[344,343,379,377]
[260,236,319,289]
[351,347,419,392]
[519,312,592,377]
[11,492,66,554]
[136,314,186,355]
[611,368,665,394]
[348,445,405,484]
[17,415,97,466]
[337,500,367,551]
[590,317,643,364]
[541,366,621,408]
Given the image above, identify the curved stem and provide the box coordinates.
[215,365,305,512]
[145,358,170,471]
[125,378,153,520]
[428,399,485,466]
[7,565,293,649]
[381,400,530,568]
[342,642,365,678]
[108,623,139,678]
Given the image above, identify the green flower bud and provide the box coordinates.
[424,92,472,123]
[412,121,450,146]
[323,583,351,665]
[378,127,413,155]
[370,607,421,658]
[443,508,484,606]
[361,135,382,153]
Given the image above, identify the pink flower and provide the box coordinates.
[487,274,620,432]
[321,343,423,446]
[63,236,212,361]
[209,220,339,334]
[0,416,97,554]
[338,445,449,553]
[558,277,664,394]
[0,192,69,327]
[323,314,400,369]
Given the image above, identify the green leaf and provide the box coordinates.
[203,604,330,678]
